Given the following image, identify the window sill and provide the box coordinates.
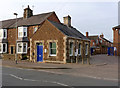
[69,54,73,56]
[0,52,7,54]
[17,52,27,54]
[49,54,56,56]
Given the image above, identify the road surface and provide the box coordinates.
[2,66,118,87]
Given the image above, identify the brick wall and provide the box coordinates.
[48,12,61,23]
[113,28,120,56]
[30,20,65,63]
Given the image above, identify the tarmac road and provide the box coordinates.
[2,66,118,87]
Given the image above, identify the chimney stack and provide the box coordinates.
[86,32,89,38]
[23,5,33,19]
[100,33,104,38]
[63,15,71,27]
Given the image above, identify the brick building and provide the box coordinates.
[112,25,120,56]
[0,6,90,63]
[86,32,113,55]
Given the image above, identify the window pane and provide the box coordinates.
[19,32,22,37]
[23,43,27,52]
[3,44,6,52]
[51,49,56,54]
[70,42,73,55]
[50,42,56,48]
[78,43,81,54]
[24,32,26,36]
[70,43,72,49]
[23,27,27,37]
[50,42,56,55]
[4,30,6,38]
[18,43,22,52]
[52,43,56,48]
[85,44,88,55]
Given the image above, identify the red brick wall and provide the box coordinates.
[113,28,120,56]
[7,28,16,54]
[48,12,61,23]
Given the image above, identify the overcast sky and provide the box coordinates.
[0,0,118,42]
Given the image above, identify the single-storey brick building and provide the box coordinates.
[0,6,90,63]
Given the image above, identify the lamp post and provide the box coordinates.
[14,13,18,64]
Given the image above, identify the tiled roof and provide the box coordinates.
[0,12,54,29]
[113,25,120,29]
[48,20,89,40]
[101,37,112,43]
[88,36,99,40]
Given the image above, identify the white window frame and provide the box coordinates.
[78,43,81,56]
[69,42,73,56]
[0,43,7,53]
[49,42,57,56]
[85,44,88,55]
[17,42,27,54]
[3,29,7,39]
[23,27,27,37]
[18,27,27,38]
[0,29,3,39]
[0,29,7,39]
[18,27,23,37]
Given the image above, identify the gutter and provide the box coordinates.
[67,36,90,42]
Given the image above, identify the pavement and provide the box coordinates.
[2,54,118,81]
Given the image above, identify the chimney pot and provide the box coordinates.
[100,33,104,38]
[86,32,89,38]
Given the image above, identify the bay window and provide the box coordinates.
[18,27,27,37]
[17,42,27,54]
[49,42,56,56]
[70,42,73,56]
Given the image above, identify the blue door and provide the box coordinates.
[37,45,43,62]
[108,47,114,56]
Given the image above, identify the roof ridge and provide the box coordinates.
[32,11,54,17]
[1,17,22,22]
[1,11,54,22]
